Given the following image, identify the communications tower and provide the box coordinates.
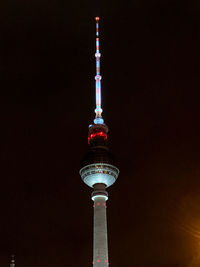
[79,17,119,266]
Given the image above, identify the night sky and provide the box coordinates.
[0,0,200,266]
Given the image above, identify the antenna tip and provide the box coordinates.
[95,17,100,21]
[10,255,15,264]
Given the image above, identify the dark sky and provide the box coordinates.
[0,0,200,266]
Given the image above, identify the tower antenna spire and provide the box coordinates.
[10,255,15,267]
[94,16,104,124]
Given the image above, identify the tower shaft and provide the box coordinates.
[92,184,109,267]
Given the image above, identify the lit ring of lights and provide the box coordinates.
[79,163,119,188]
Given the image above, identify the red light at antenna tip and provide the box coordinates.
[95,17,100,21]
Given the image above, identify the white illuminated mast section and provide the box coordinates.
[94,16,104,125]
[10,255,15,267]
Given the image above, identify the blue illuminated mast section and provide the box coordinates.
[80,17,119,267]
[94,16,104,125]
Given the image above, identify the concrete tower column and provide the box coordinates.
[92,183,109,267]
